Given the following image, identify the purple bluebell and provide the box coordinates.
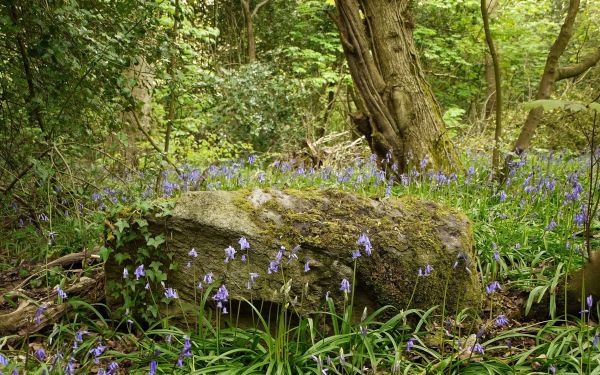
[268,260,279,274]
[149,360,157,375]
[549,365,556,374]
[0,353,8,366]
[239,237,250,250]
[499,191,507,202]
[164,288,178,299]
[248,155,257,164]
[351,249,361,260]
[486,281,501,294]
[203,273,214,284]
[188,248,198,257]
[356,233,373,256]
[304,257,310,272]
[35,348,46,361]
[55,286,68,299]
[418,264,433,277]
[472,342,484,354]
[406,338,415,352]
[89,343,106,364]
[340,278,350,294]
[213,285,229,310]
[514,243,521,250]
[145,282,150,289]
[587,295,593,309]
[123,268,129,279]
[224,246,236,263]
[241,254,247,262]
[36,304,46,325]
[543,219,557,232]
[495,314,509,327]
[593,334,599,348]
[134,265,145,280]
[359,325,368,335]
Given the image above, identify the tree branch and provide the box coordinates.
[558,47,600,80]
[251,0,270,18]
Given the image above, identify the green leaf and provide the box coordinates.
[115,219,130,233]
[146,235,165,249]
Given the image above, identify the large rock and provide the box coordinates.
[105,189,482,321]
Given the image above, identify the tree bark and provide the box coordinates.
[481,0,502,175]
[240,0,269,63]
[512,0,600,155]
[482,0,499,120]
[333,0,457,173]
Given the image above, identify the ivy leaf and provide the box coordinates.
[115,252,131,265]
[115,219,130,233]
[146,235,165,249]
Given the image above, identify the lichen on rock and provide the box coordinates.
[105,188,483,322]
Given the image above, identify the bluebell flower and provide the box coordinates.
[188,248,198,257]
[406,338,415,352]
[340,278,350,294]
[268,260,279,274]
[304,257,310,273]
[203,272,214,284]
[123,268,129,279]
[134,264,145,280]
[356,233,372,256]
[35,348,46,361]
[418,264,433,277]
[495,314,509,327]
[248,155,257,164]
[351,249,361,260]
[145,282,150,289]
[486,281,501,294]
[239,237,250,250]
[89,343,106,364]
[593,334,599,348]
[149,360,157,375]
[472,342,484,354]
[0,353,8,365]
[213,285,229,311]
[164,288,178,299]
[499,191,507,202]
[224,246,236,263]
[549,365,556,374]
[55,286,68,299]
[36,304,46,325]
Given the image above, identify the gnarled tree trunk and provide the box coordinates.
[332,0,458,173]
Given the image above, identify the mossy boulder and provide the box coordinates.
[105,188,482,321]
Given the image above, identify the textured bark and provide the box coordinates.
[481,0,502,174]
[105,189,482,322]
[121,56,155,168]
[333,0,457,172]
[240,0,269,63]
[483,0,499,119]
[513,0,595,155]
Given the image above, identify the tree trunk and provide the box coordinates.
[512,0,600,155]
[121,56,155,169]
[240,0,269,64]
[481,0,502,175]
[482,0,499,120]
[333,0,457,173]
